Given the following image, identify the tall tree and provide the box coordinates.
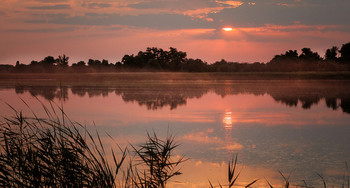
[299,48,321,62]
[269,50,299,64]
[41,56,56,66]
[88,59,102,67]
[57,54,69,67]
[339,42,350,63]
[325,46,338,61]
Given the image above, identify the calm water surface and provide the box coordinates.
[1,80,350,187]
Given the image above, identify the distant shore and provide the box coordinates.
[1,72,350,86]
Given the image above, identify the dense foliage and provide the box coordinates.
[2,42,350,73]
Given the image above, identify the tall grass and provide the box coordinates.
[129,132,187,188]
[209,154,258,188]
[0,103,126,187]
[0,102,186,187]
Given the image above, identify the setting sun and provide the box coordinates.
[222,27,233,31]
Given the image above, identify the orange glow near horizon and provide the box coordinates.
[222,27,233,31]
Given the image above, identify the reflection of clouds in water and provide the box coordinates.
[182,121,244,152]
[177,158,280,188]
[183,129,223,144]
[218,143,243,151]
[164,112,215,123]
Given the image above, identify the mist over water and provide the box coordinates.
[1,79,350,187]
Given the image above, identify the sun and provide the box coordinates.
[222,27,233,31]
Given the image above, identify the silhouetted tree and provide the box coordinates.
[167,47,187,71]
[299,48,321,62]
[28,56,56,72]
[249,62,266,72]
[30,60,39,66]
[4,44,350,73]
[147,59,162,70]
[121,55,137,68]
[115,61,122,69]
[211,59,228,72]
[88,59,102,67]
[269,50,299,64]
[120,47,187,71]
[144,47,166,69]
[325,46,338,62]
[285,50,299,58]
[101,59,109,66]
[183,58,208,72]
[57,54,69,68]
[13,61,28,72]
[267,50,300,71]
[76,61,86,66]
[41,56,56,66]
[71,61,87,72]
[339,42,350,63]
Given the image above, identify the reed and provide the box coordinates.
[209,154,258,188]
[129,131,187,188]
[0,102,186,188]
[0,103,126,187]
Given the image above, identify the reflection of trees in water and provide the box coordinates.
[71,86,115,98]
[13,81,350,113]
[272,95,321,109]
[325,98,338,110]
[200,81,350,114]
[268,81,350,113]
[340,98,350,113]
[117,85,206,110]
[122,94,186,110]
[71,84,207,110]
[15,85,68,101]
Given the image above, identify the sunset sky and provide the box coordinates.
[1,0,350,65]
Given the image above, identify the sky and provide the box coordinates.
[1,0,350,65]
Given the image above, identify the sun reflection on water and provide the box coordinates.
[223,111,233,129]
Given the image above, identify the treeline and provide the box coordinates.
[1,42,350,73]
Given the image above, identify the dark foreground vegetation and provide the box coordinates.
[1,42,350,73]
[0,103,185,187]
[1,104,349,187]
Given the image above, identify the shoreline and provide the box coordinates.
[1,72,350,83]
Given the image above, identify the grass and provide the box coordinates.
[0,102,349,187]
[0,102,186,187]
[0,102,126,187]
[129,132,187,188]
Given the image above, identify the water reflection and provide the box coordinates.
[1,80,350,187]
[15,85,69,101]
[223,111,234,153]
[9,80,350,114]
[223,111,233,129]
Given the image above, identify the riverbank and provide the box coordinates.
[1,72,350,85]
